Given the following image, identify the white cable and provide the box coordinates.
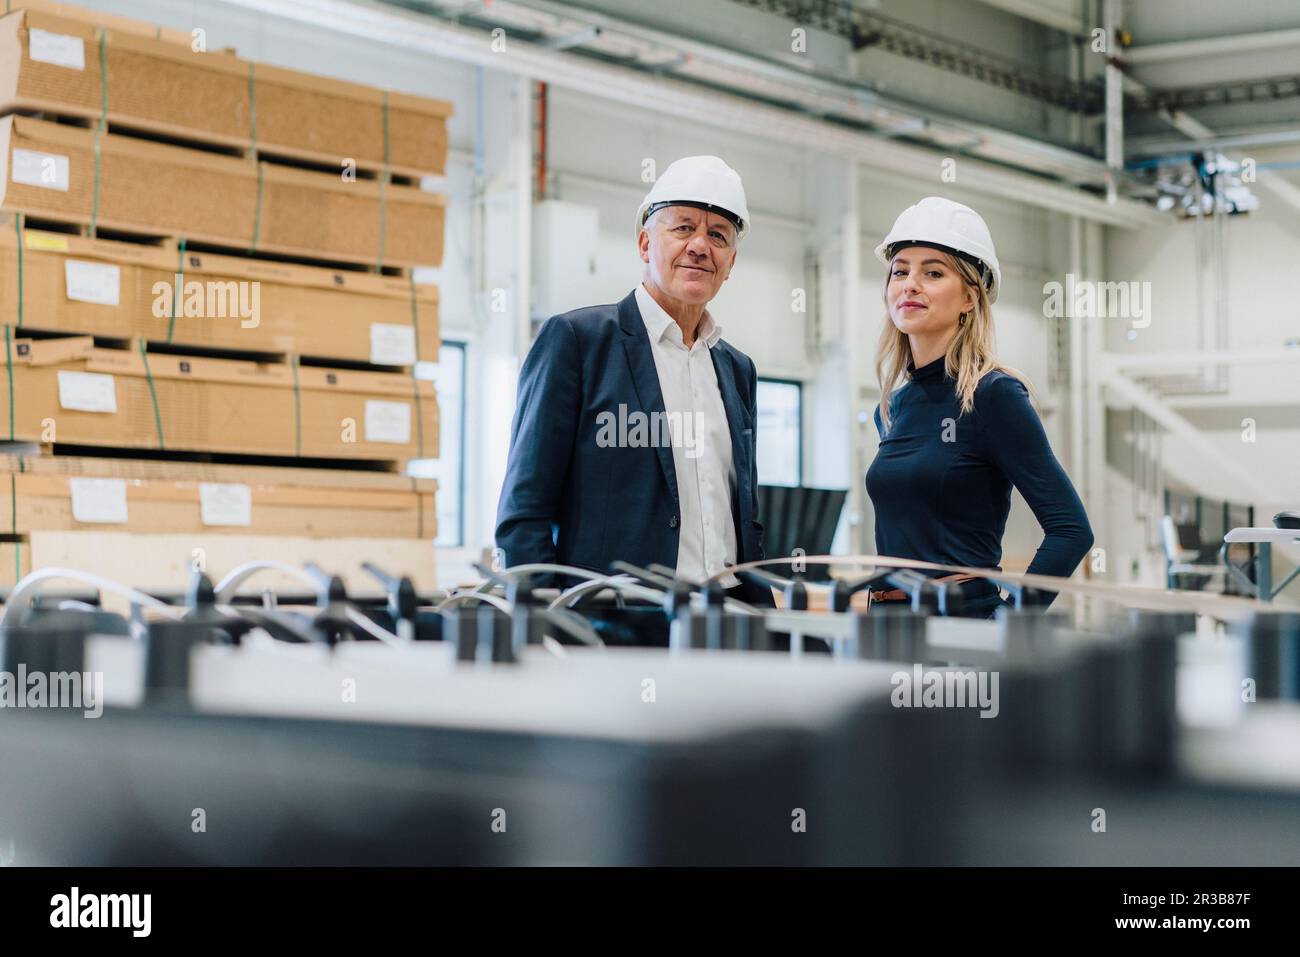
[471,563,609,594]
[541,635,568,658]
[434,591,514,614]
[543,607,605,648]
[215,560,324,603]
[0,568,183,628]
[549,576,665,610]
[343,606,405,648]
[56,600,101,613]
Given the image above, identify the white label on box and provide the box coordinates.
[369,323,417,365]
[29,28,86,70]
[57,371,117,413]
[64,260,121,306]
[199,483,252,527]
[11,148,70,191]
[69,478,128,524]
[365,400,411,444]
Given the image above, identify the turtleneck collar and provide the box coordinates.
[907,354,948,382]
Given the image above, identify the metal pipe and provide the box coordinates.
[842,160,865,554]
[1103,0,1124,204]
[535,80,547,201]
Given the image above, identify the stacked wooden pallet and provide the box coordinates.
[0,1,453,589]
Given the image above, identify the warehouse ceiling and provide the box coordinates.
[373,0,1300,211]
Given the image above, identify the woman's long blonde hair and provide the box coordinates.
[875,250,1036,434]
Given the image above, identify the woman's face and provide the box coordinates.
[886,245,976,335]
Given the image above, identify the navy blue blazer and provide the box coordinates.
[495,289,766,593]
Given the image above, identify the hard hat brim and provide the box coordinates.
[637,200,747,239]
[877,238,997,296]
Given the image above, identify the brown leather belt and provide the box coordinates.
[869,573,979,604]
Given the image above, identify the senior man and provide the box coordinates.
[495,155,769,604]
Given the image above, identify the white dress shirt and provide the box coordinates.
[635,283,739,588]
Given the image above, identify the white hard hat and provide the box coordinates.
[635,155,750,240]
[874,197,1002,304]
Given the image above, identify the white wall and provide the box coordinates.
[1102,198,1300,596]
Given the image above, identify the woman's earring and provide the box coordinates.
[959,312,968,326]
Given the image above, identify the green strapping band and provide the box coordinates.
[137,340,166,449]
[3,321,14,442]
[290,354,302,457]
[166,238,186,342]
[408,275,425,458]
[250,162,264,253]
[4,324,17,582]
[382,90,390,167]
[247,64,261,254]
[4,324,15,442]
[14,213,23,328]
[90,30,108,238]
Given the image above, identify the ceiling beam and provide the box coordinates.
[965,0,1086,37]
[1124,27,1300,64]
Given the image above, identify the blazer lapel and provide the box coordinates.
[710,344,749,480]
[618,291,679,503]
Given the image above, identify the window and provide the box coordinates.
[756,378,802,487]
[413,341,466,546]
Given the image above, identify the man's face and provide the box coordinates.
[638,206,738,306]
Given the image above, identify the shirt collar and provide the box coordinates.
[635,283,723,349]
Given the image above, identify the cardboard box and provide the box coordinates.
[0,454,437,538]
[0,336,440,461]
[0,220,441,364]
[0,8,452,176]
[0,115,446,267]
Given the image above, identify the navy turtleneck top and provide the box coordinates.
[865,355,1093,612]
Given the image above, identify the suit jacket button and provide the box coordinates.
[669,516,679,528]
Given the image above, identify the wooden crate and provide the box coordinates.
[0,453,437,539]
[0,336,439,463]
[0,6,452,177]
[0,115,446,268]
[0,220,441,366]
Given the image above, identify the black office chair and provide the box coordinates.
[756,485,848,583]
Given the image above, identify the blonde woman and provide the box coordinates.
[864,197,1093,618]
